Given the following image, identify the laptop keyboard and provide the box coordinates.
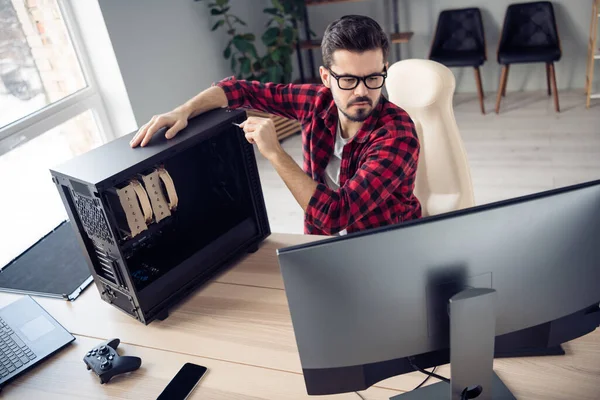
[0,317,36,378]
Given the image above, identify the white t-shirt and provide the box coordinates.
[324,123,350,235]
[324,123,350,190]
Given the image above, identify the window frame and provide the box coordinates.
[0,0,115,157]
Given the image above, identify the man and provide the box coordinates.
[131,15,421,236]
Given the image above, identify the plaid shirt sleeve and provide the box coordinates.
[215,76,317,121]
[304,132,419,235]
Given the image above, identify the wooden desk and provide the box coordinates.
[0,233,599,399]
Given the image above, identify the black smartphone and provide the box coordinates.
[156,363,208,400]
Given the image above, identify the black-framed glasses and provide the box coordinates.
[327,66,387,90]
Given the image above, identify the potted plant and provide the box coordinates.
[197,0,308,140]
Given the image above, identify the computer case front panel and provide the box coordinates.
[53,177,142,320]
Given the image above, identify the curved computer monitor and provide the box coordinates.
[277,179,600,395]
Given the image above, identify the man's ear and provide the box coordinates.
[385,61,389,70]
[319,66,330,88]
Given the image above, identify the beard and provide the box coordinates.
[338,95,380,122]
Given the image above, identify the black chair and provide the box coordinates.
[496,1,562,113]
[429,8,487,114]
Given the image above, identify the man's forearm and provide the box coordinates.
[175,86,228,119]
[270,150,318,212]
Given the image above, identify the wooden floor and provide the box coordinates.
[255,90,600,234]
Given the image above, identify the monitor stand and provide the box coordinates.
[391,288,516,400]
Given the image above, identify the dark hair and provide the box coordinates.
[321,15,389,68]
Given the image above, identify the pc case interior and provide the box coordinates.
[50,108,270,324]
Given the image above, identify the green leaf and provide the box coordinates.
[271,0,283,11]
[216,0,227,6]
[232,36,253,53]
[211,20,225,31]
[285,46,296,56]
[231,56,237,72]
[284,0,305,21]
[271,48,281,62]
[245,42,259,59]
[265,18,274,28]
[283,26,295,43]
[241,58,251,75]
[261,27,280,46]
[268,66,278,83]
[211,7,230,15]
[223,45,231,58]
[275,64,285,83]
[242,33,255,41]
[263,7,279,15]
[274,16,285,25]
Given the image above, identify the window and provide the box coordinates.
[0,0,87,129]
[0,110,104,267]
[0,0,114,268]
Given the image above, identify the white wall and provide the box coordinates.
[97,0,270,127]
[97,0,596,120]
[68,0,137,139]
[300,0,595,93]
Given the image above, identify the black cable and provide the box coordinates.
[408,357,450,383]
[413,365,438,390]
[408,357,480,399]
[354,367,441,398]
[461,385,483,400]
[355,360,451,398]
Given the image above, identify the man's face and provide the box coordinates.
[320,49,387,122]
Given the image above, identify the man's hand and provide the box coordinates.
[240,117,283,161]
[130,107,191,148]
[241,116,318,212]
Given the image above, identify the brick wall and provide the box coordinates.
[13,0,85,103]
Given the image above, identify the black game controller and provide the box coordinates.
[83,338,141,383]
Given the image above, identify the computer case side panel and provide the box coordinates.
[131,115,271,324]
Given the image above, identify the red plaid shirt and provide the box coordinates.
[216,77,422,235]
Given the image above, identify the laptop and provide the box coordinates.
[0,295,75,388]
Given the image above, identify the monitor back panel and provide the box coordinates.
[278,181,600,370]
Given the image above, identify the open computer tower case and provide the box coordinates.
[50,108,270,324]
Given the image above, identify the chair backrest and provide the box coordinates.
[430,8,486,57]
[499,1,560,51]
[386,59,475,217]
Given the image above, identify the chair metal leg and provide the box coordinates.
[496,65,509,114]
[549,63,560,112]
[502,65,510,97]
[546,63,552,96]
[474,67,485,115]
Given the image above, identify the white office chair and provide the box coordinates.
[386,59,475,217]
